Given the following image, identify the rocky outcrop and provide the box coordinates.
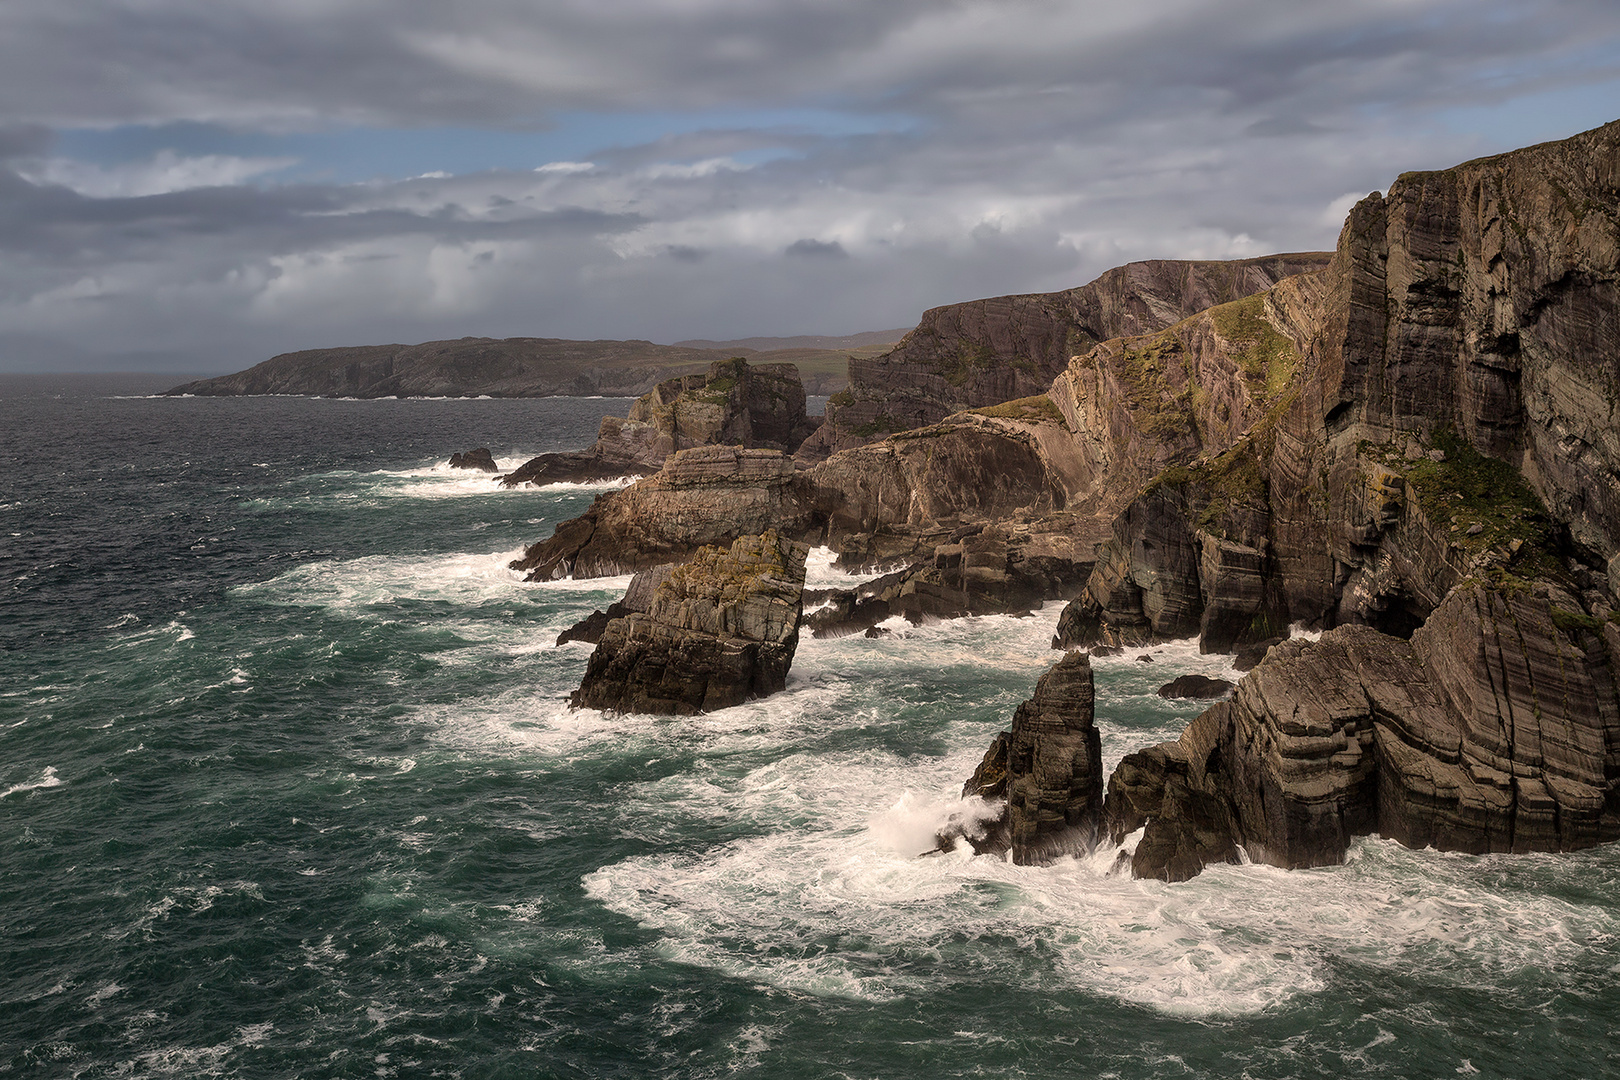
[500,358,819,487]
[1053,438,1289,653]
[515,404,1104,593]
[1103,582,1620,881]
[511,446,821,580]
[448,448,498,472]
[571,533,808,715]
[800,253,1332,460]
[950,651,1104,863]
[556,565,674,646]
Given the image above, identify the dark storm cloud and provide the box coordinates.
[785,239,847,259]
[0,0,1617,370]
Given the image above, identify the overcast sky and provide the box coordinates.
[2,0,1617,373]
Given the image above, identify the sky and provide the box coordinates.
[1,1,1618,374]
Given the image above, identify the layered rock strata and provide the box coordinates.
[801,253,1332,460]
[804,520,1094,635]
[1104,581,1620,881]
[511,446,819,580]
[1058,120,1620,655]
[501,358,819,487]
[556,564,674,646]
[951,651,1104,863]
[571,533,808,715]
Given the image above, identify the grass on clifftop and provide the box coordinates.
[970,394,1066,424]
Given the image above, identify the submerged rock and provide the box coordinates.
[951,651,1104,864]
[570,532,809,715]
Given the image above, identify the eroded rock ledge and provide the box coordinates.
[571,532,809,715]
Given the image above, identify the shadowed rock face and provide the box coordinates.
[1105,582,1620,881]
[571,533,809,715]
[500,358,819,487]
[955,651,1104,864]
[800,253,1332,461]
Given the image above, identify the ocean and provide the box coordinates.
[3,373,1618,1079]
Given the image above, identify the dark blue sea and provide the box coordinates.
[4,374,1619,1078]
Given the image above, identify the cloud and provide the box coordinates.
[785,238,848,259]
[22,149,297,197]
[0,1,1616,370]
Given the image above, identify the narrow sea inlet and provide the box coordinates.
[4,375,1618,1078]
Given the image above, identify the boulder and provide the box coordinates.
[570,533,809,715]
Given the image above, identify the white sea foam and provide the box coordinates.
[234,547,629,627]
[802,545,896,590]
[0,765,63,800]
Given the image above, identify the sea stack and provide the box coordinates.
[956,650,1105,864]
[571,532,809,715]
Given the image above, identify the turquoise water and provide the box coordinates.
[4,375,1619,1078]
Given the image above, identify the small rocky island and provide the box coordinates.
[522,119,1620,881]
[571,532,809,715]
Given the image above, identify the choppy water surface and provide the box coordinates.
[3,374,1618,1078]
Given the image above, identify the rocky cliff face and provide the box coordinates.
[499,358,819,487]
[571,532,808,715]
[1058,120,1620,656]
[800,254,1332,460]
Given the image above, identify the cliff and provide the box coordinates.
[1049,118,1620,879]
[799,253,1332,460]
[163,335,894,399]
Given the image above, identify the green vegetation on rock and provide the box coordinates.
[851,414,902,438]
[970,394,1066,424]
[1112,330,1197,440]
[1366,427,1562,580]
[1211,293,1299,400]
